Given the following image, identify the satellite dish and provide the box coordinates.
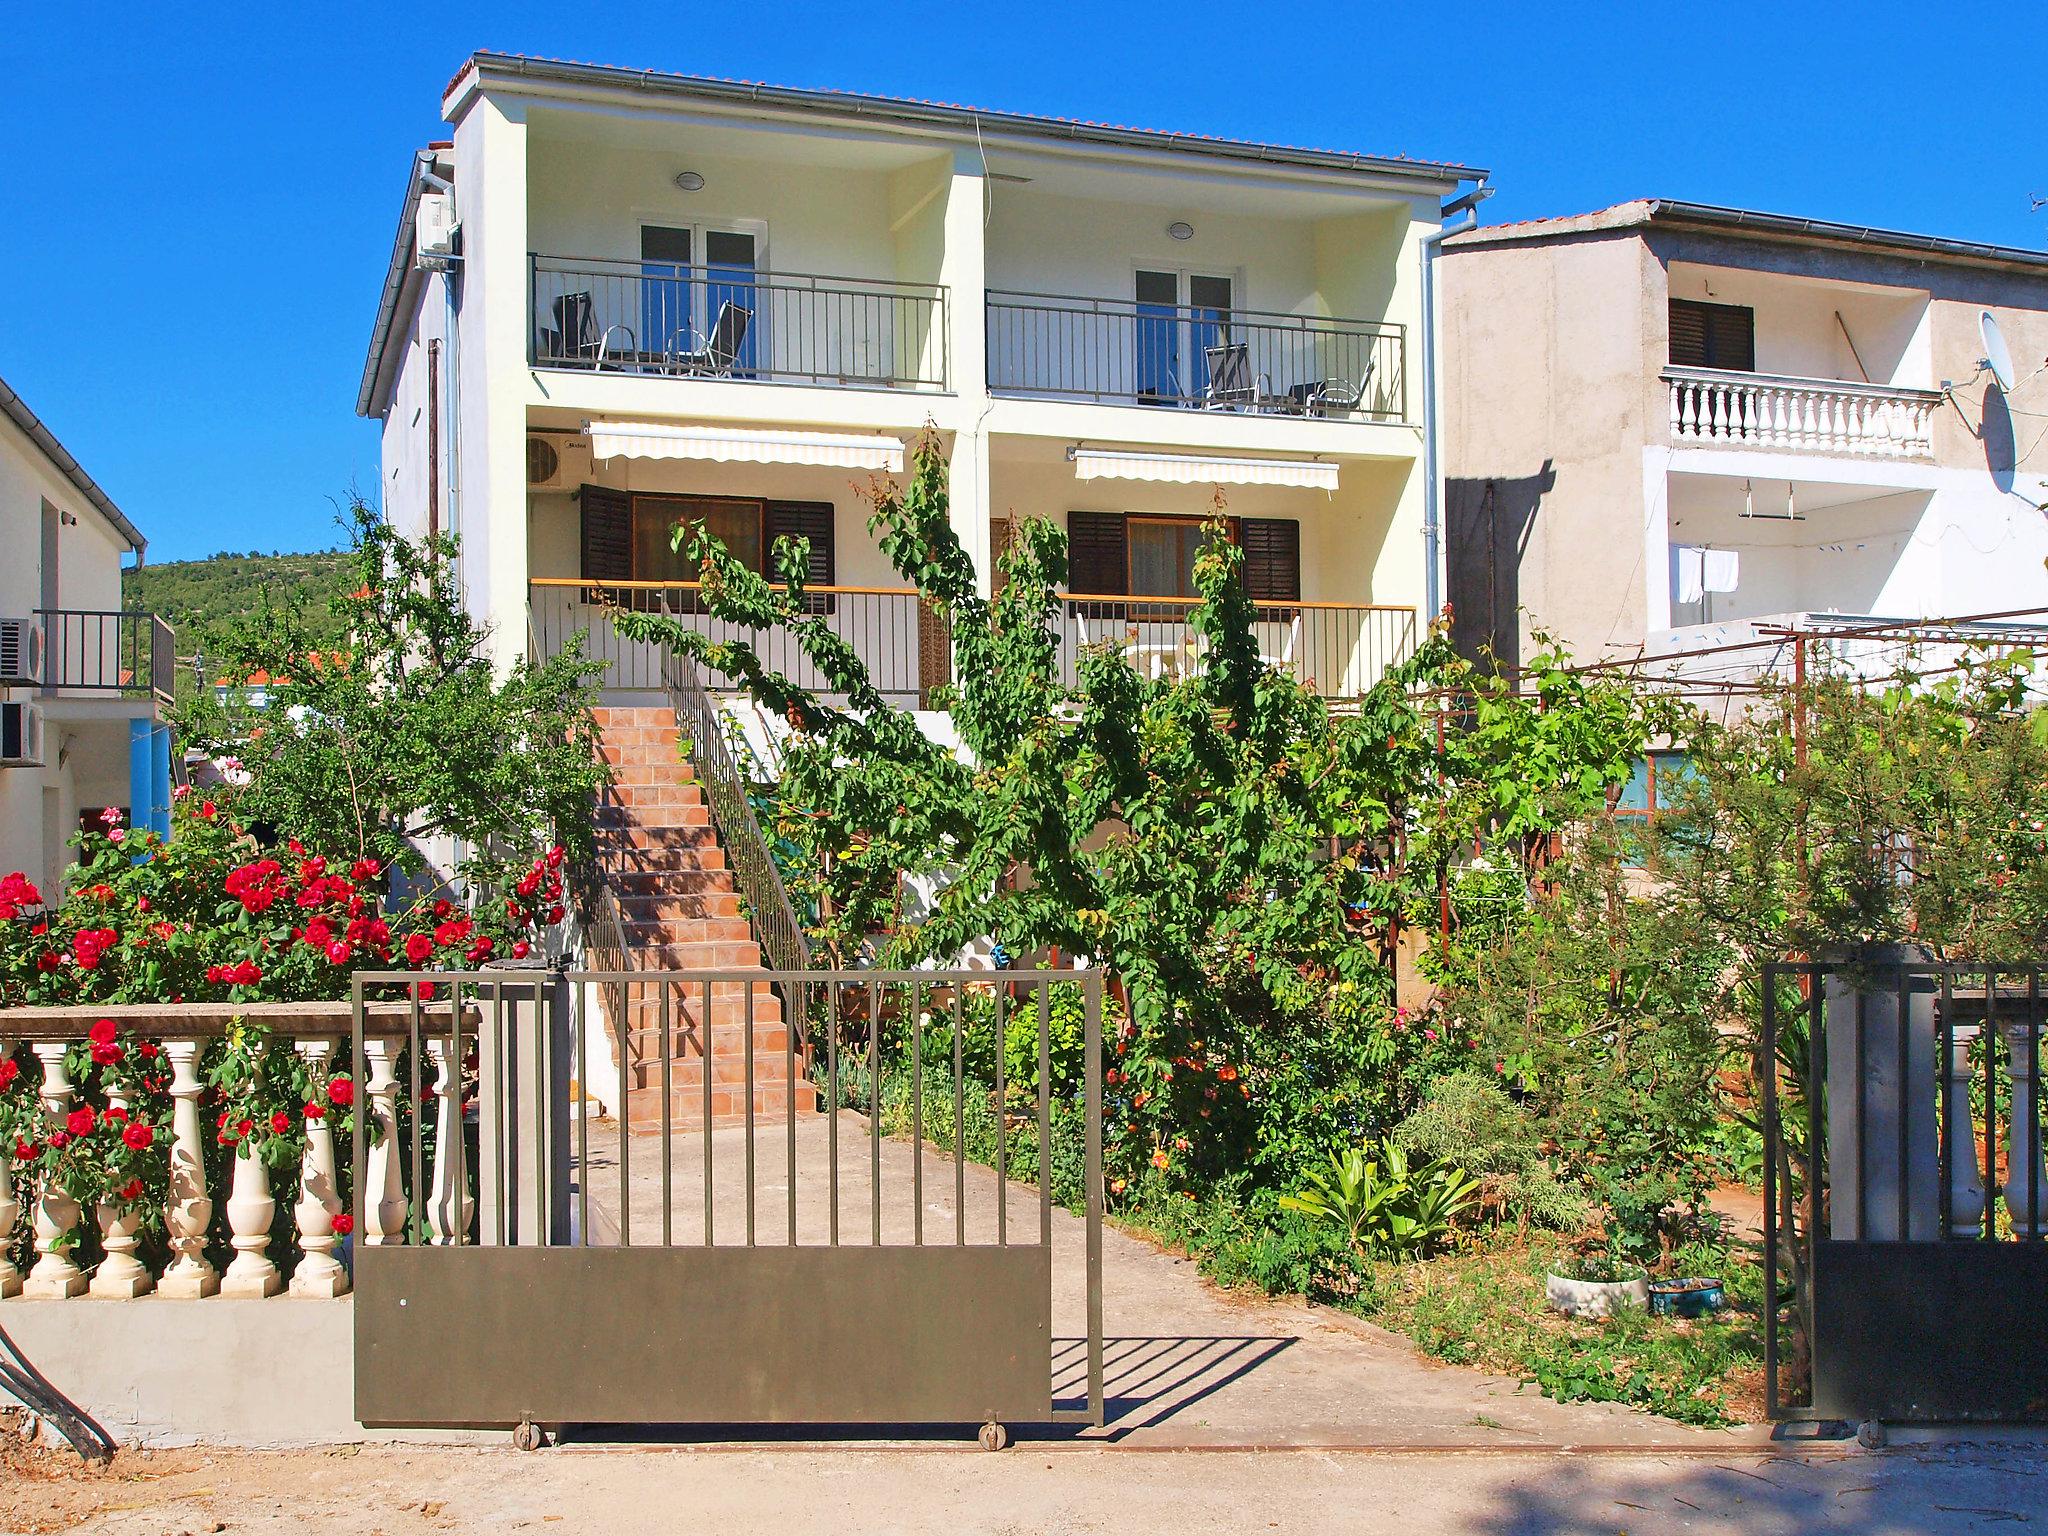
[1981,310,2017,394]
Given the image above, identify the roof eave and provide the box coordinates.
[0,374,145,556]
[447,52,1485,192]
[355,149,439,419]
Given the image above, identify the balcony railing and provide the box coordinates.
[987,292,1406,420]
[1664,367,1940,459]
[1059,596,1418,699]
[534,582,1417,705]
[530,580,941,705]
[36,609,174,703]
[530,256,949,391]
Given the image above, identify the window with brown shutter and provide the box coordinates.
[1067,512,1130,596]
[1668,299,1756,372]
[1238,518,1301,604]
[579,484,633,586]
[765,500,836,614]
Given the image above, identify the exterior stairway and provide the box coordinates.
[591,705,816,1128]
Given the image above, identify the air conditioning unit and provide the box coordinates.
[527,434,592,491]
[415,191,458,262]
[0,618,42,686]
[0,702,44,767]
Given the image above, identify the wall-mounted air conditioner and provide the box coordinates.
[526,435,592,492]
[415,191,458,263]
[0,617,43,686]
[0,702,44,767]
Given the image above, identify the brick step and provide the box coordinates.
[600,779,708,807]
[617,908,752,938]
[625,1079,819,1129]
[594,824,724,854]
[606,868,735,895]
[599,742,695,774]
[619,934,763,967]
[621,1049,801,1093]
[613,890,743,921]
[595,802,710,829]
[618,1018,793,1057]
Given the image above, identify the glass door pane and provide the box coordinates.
[1187,274,1233,400]
[704,229,759,375]
[1128,518,1212,597]
[1135,269,1180,403]
[641,226,693,358]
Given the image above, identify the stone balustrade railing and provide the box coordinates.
[1664,366,1940,460]
[0,1001,468,1302]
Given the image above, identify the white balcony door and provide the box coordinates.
[641,224,763,372]
[1135,269,1234,402]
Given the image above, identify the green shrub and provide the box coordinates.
[1393,1072,1590,1232]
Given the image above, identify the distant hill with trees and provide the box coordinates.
[124,549,353,688]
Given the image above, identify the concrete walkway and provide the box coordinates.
[576,1111,1758,1450]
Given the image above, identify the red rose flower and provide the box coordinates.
[327,1077,355,1108]
[35,951,60,972]
[237,1118,255,1138]
[199,799,217,820]
[512,940,531,959]
[117,1178,144,1202]
[0,1060,17,1089]
[65,1106,95,1138]
[404,932,433,965]
[269,1111,292,1135]
[303,1101,326,1120]
[332,1213,355,1237]
[326,940,352,965]
[12,1139,37,1160]
[47,1131,69,1150]
[102,1104,126,1124]
[546,905,564,924]
[88,1019,118,1046]
[90,1041,125,1066]
[122,1122,153,1151]
[350,858,381,882]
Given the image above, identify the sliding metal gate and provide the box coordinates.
[347,967,1104,1437]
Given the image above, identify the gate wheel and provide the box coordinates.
[513,1417,547,1452]
[978,1420,1010,1452]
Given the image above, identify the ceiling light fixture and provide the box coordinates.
[673,170,705,192]
[1167,221,1195,241]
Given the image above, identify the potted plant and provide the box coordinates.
[1545,1246,1650,1318]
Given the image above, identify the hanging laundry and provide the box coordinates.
[1673,545,1706,604]
[1702,548,1740,594]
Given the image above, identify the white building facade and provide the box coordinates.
[358,55,1484,708]
[0,376,170,896]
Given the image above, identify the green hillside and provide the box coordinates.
[124,549,354,686]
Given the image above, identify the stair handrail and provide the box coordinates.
[657,636,814,985]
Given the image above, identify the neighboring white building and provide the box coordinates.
[0,375,171,895]
[358,54,1485,708]
[1439,200,2048,681]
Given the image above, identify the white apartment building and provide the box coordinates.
[0,375,171,895]
[357,55,1485,709]
[1439,201,2048,682]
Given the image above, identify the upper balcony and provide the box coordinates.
[30,608,174,714]
[529,256,948,393]
[1661,261,1940,462]
[986,292,1404,420]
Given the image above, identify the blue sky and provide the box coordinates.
[5,1,2043,563]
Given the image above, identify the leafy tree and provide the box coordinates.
[177,502,606,890]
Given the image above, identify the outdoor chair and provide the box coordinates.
[541,291,598,365]
[668,300,754,377]
[1202,341,1270,411]
[1306,356,1378,417]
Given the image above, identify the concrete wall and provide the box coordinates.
[1439,230,1661,665]
[377,269,451,547]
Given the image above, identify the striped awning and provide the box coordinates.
[586,422,905,472]
[1068,447,1338,490]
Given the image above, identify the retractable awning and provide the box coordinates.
[586,422,906,472]
[1067,446,1338,490]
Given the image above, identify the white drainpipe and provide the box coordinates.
[1418,187,1489,621]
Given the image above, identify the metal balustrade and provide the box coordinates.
[35,609,174,701]
[987,291,1406,419]
[531,255,949,391]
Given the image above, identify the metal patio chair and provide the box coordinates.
[1306,356,1378,417]
[542,291,598,365]
[668,300,754,377]
[1202,341,1269,411]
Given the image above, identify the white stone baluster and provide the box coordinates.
[88,1080,152,1299]
[362,1038,408,1245]
[2004,1020,2047,1238]
[289,1039,349,1297]
[158,1038,218,1298]
[424,1036,473,1244]
[1668,380,1682,439]
[1944,1023,1986,1238]
[24,1044,85,1298]
[221,1040,283,1298]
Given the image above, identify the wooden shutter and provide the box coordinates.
[1067,512,1128,595]
[766,500,836,614]
[1238,518,1301,604]
[1668,299,1755,371]
[579,484,632,585]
